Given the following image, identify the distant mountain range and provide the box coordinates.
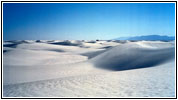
[114,35,175,41]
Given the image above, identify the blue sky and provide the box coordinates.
[3,3,175,40]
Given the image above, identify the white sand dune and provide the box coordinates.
[90,42,175,71]
[3,40,175,97]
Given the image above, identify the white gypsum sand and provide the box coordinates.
[3,40,175,97]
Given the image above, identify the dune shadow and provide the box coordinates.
[47,49,64,52]
[3,40,29,48]
[3,43,19,48]
[3,50,9,53]
[92,47,175,71]
[86,41,96,43]
[49,41,81,46]
[81,50,106,59]
[113,40,128,44]
[100,46,113,49]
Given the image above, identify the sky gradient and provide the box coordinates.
[3,3,175,40]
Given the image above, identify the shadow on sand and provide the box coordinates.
[91,47,175,71]
[3,40,29,48]
[49,41,81,46]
